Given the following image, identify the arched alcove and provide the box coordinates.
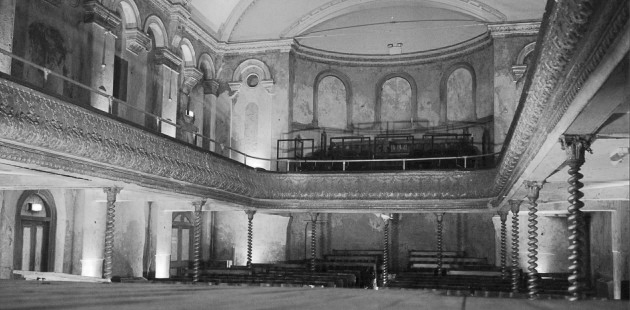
[440,63,477,123]
[314,72,349,129]
[13,190,57,272]
[375,73,417,129]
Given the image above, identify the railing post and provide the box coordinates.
[436,213,445,276]
[402,159,406,171]
[245,210,256,268]
[560,135,591,301]
[525,181,542,299]
[309,213,319,272]
[192,200,206,282]
[103,186,122,280]
[509,199,522,294]
[498,210,509,280]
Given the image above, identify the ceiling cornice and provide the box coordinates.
[292,32,492,66]
[281,0,507,38]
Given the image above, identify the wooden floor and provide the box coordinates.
[0,280,627,310]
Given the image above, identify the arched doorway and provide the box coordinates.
[14,191,56,272]
[170,212,193,277]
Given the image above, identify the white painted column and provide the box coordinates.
[83,1,120,112]
[154,205,172,278]
[80,189,107,278]
[0,0,16,74]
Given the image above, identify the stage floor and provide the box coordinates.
[1,280,628,310]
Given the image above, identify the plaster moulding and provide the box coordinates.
[491,0,629,200]
[488,21,541,38]
[293,32,492,66]
[0,76,499,211]
[281,0,506,38]
[125,29,152,55]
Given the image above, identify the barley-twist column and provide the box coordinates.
[103,187,122,280]
[192,200,206,282]
[509,200,522,293]
[525,181,542,299]
[309,213,319,272]
[382,214,392,286]
[498,210,509,280]
[436,213,445,276]
[245,210,256,268]
[561,135,591,301]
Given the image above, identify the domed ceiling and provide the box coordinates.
[191,0,545,54]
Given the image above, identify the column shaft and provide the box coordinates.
[498,211,508,280]
[525,181,542,299]
[436,213,444,276]
[192,200,205,282]
[246,210,256,268]
[310,213,319,272]
[102,187,121,280]
[510,200,521,293]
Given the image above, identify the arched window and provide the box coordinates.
[376,74,417,130]
[170,212,193,276]
[316,76,347,129]
[14,191,56,272]
[444,65,476,122]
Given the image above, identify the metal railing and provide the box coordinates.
[0,48,499,173]
[283,152,500,172]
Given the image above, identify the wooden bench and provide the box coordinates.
[408,250,464,257]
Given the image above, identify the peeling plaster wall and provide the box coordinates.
[317,76,347,129]
[112,201,146,277]
[590,212,613,281]
[290,44,494,145]
[447,68,475,121]
[0,190,20,278]
[492,35,537,152]
[381,77,412,126]
[219,52,290,165]
[213,212,289,266]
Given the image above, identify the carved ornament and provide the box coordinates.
[153,47,182,71]
[491,0,627,200]
[125,29,152,55]
[83,0,121,32]
[488,22,541,38]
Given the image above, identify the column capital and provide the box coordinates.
[124,29,151,56]
[508,199,522,214]
[497,210,509,222]
[181,67,203,94]
[560,135,592,165]
[154,47,182,71]
[524,181,543,203]
[245,210,256,220]
[83,0,121,32]
[202,79,220,96]
[435,212,445,222]
[309,212,319,222]
[192,200,206,211]
[103,187,122,202]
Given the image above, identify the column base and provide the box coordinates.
[155,254,171,279]
[80,258,103,278]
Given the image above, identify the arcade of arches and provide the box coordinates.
[0,0,628,308]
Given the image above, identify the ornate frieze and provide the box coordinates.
[125,29,152,56]
[0,76,497,211]
[491,0,628,199]
[488,22,541,38]
[83,0,121,32]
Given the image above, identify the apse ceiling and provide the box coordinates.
[191,0,546,54]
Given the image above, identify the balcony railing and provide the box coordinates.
[0,48,499,173]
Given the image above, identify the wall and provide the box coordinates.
[112,201,146,277]
[590,212,613,281]
[492,213,570,273]
[290,44,494,143]
[492,35,537,152]
[213,211,289,266]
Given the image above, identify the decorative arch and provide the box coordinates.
[176,37,196,67]
[105,0,141,29]
[511,41,537,81]
[13,190,57,272]
[232,58,272,82]
[281,0,506,38]
[143,15,168,48]
[198,53,216,80]
[220,0,257,42]
[439,63,477,123]
[375,72,417,126]
[313,69,352,128]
